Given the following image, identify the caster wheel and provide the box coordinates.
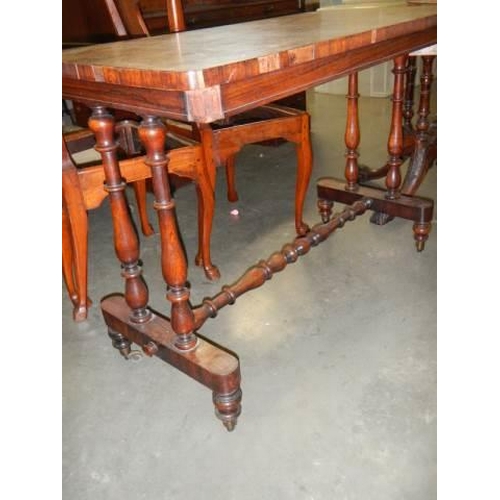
[126,349,144,362]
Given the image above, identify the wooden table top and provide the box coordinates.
[62,4,436,122]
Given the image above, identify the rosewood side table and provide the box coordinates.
[62,4,437,430]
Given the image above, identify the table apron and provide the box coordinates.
[219,29,436,120]
[62,79,190,122]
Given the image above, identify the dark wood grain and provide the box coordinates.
[138,116,197,350]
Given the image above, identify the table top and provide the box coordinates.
[62,4,436,122]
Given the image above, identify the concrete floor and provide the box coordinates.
[62,88,437,500]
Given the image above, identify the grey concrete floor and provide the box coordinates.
[62,88,436,500]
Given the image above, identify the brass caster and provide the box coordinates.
[416,240,426,252]
[125,349,144,362]
[117,347,131,359]
[109,329,132,359]
[413,222,431,252]
[223,419,237,432]
[213,389,242,432]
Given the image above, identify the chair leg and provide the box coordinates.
[63,201,90,322]
[62,205,78,303]
[194,169,220,281]
[62,162,91,322]
[132,180,155,236]
[225,155,239,202]
[294,114,313,236]
[195,186,220,281]
[194,124,220,280]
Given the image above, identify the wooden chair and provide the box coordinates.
[62,122,213,321]
[103,0,314,278]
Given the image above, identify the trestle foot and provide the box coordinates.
[101,294,242,428]
[317,177,433,248]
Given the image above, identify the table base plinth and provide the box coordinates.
[101,294,242,431]
[316,177,434,250]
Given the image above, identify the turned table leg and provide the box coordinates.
[357,56,417,184]
[416,56,435,149]
[138,117,197,351]
[88,107,151,330]
[93,113,242,430]
[401,55,436,251]
[135,116,242,429]
[344,73,360,192]
[370,55,408,225]
[400,55,437,197]
[317,53,433,248]
[403,56,418,134]
[323,72,359,223]
[385,54,408,200]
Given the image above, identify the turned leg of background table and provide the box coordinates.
[403,56,418,134]
[358,56,417,183]
[400,54,437,197]
[344,72,360,192]
[369,55,407,228]
[316,54,434,250]
[385,54,408,200]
